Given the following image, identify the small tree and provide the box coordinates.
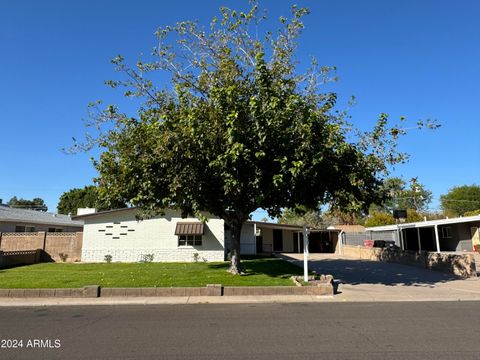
[365,208,424,227]
[74,2,437,273]
[380,177,432,212]
[278,207,324,228]
[364,211,396,227]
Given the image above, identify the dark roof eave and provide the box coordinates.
[72,207,136,220]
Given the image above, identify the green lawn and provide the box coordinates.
[0,257,303,288]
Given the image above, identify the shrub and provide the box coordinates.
[58,253,68,262]
[104,254,112,263]
[140,254,154,263]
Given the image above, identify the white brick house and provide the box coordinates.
[74,208,340,263]
[74,208,226,262]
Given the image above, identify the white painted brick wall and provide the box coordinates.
[240,223,256,255]
[81,209,225,262]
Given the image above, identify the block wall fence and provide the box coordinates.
[0,232,83,262]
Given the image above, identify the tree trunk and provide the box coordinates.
[228,219,244,274]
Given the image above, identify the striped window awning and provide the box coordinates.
[174,222,205,236]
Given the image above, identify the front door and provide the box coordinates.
[273,229,283,252]
[256,236,263,254]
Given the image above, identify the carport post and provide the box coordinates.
[417,228,421,251]
[303,225,309,282]
[399,228,405,250]
[434,225,441,253]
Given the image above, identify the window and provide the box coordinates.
[178,235,202,247]
[48,228,63,232]
[441,226,452,238]
[15,226,35,232]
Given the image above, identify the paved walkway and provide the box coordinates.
[279,253,480,302]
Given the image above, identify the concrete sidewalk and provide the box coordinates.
[2,286,480,306]
[2,285,480,306]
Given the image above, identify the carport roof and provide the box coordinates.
[247,221,340,232]
[246,221,304,231]
[366,215,480,232]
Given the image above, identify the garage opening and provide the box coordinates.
[402,227,436,251]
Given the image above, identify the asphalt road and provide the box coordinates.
[0,302,479,360]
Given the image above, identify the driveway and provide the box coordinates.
[279,253,480,301]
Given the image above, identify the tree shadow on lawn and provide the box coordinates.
[292,257,463,287]
[207,258,302,279]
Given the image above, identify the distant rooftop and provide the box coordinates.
[0,205,83,227]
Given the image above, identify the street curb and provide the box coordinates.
[0,284,334,298]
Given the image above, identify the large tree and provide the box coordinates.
[57,186,126,215]
[7,196,47,211]
[440,185,480,216]
[75,3,437,273]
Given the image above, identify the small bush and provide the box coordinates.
[104,254,112,263]
[141,254,155,263]
[192,252,200,262]
[59,253,68,262]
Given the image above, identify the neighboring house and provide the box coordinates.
[366,215,480,253]
[73,208,342,263]
[0,205,84,233]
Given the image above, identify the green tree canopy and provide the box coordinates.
[440,185,480,216]
[7,196,47,211]
[379,177,432,212]
[279,206,364,227]
[57,186,126,215]
[364,209,423,227]
[74,2,437,273]
[278,207,324,228]
[364,211,396,227]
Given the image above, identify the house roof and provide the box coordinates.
[0,205,84,227]
[72,208,339,232]
[366,215,480,232]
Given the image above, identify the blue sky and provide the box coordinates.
[1,0,478,218]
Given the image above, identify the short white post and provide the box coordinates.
[303,225,309,282]
[338,231,344,255]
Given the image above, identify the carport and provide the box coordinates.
[245,221,341,254]
[367,215,480,253]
